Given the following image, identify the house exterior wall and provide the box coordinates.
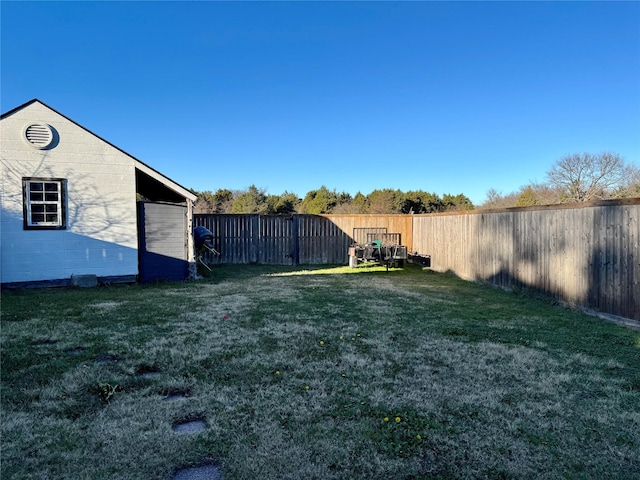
[1,101,139,283]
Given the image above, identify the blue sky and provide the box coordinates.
[2,1,639,205]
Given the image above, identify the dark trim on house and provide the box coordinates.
[1,275,138,290]
[98,275,138,286]
[22,177,67,230]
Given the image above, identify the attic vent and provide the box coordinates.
[23,123,54,149]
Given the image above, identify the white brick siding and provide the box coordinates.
[1,101,139,283]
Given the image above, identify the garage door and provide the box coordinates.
[138,202,188,283]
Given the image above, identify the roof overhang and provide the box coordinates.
[134,160,196,203]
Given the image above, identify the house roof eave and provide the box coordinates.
[134,160,196,202]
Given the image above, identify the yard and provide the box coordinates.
[1,264,639,479]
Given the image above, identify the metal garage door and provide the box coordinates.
[138,202,188,283]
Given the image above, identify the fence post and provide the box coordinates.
[292,215,300,265]
[251,214,260,263]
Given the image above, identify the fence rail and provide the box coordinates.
[194,199,639,321]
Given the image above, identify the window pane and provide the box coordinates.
[24,178,65,228]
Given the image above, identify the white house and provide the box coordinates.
[1,99,197,287]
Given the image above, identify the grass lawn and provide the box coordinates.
[1,264,639,479]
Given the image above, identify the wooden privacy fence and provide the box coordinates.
[193,214,412,265]
[412,199,639,321]
[194,199,638,321]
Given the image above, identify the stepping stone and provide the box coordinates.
[171,464,221,480]
[172,419,206,434]
[137,365,161,378]
[96,353,120,365]
[65,347,85,355]
[163,392,187,402]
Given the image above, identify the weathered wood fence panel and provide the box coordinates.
[412,200,639,321]
[260,215,295,265]
[195,214,259,264]
[297,215,352,264]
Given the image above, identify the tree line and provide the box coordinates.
[480,152,639,209]
[191,186,474,215]
[191,152,639,214]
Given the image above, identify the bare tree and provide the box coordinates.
[483,188,503,207]
[528,182,563,205]
[546,152,632,202]
[480,188,519,209]
[615,163,640,198]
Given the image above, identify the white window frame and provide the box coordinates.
[23,178,67,229]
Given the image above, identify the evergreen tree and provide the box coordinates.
[515,186,539,207]
[267,191,300,214]
[299,186,350,214]
[367,189,403,214]
[402,190,443,213]
[442,193,474,211]
[231,185,269,213]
